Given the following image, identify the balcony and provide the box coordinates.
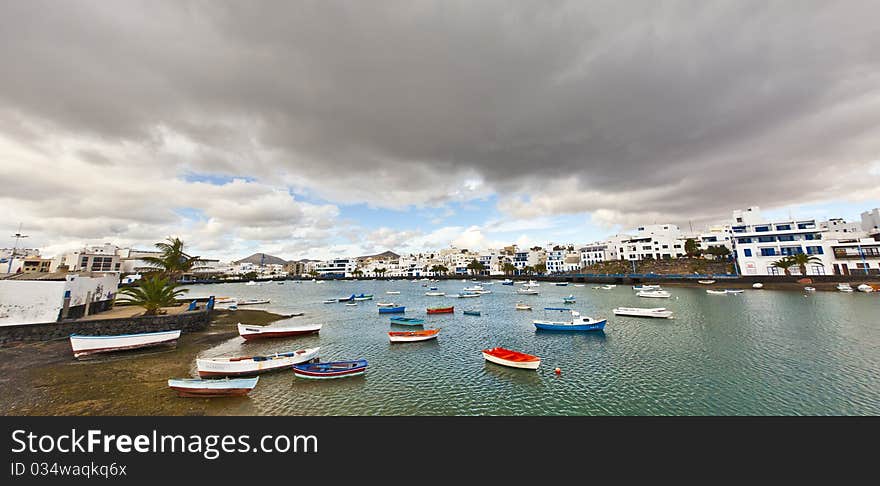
[832,247,880,259]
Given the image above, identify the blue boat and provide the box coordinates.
[338,294,355,302]
[463,310,481,316]
[501,280,514,286]
[379,306,406,314]
[563,295,576,304]
[533,308,606,332]
[292,359,367,379]
[389,317,425,326]
[429,287,438,291]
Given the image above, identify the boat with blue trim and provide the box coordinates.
[70,329,181,359]
[389,316,425,326]
[292,359,368,379]
[168,377,259,397]
[533,308,606,332]
[378,306,406,314]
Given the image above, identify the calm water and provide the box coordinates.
[182,279,880,415]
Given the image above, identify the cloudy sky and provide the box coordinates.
[1,1,879,261]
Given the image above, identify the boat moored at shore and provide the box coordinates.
[612,307,673,319]
[388,328,440,343]
[533,308,606,332]
[482,347,540,370]
[196,347,320,377]
[70,330,181,359]
[237,322,322,340]
[168,377,259,397]
[292,359,368,379]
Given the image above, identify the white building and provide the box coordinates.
[826,237,880,276]
[315,258,357,277]
[732,216,827,275]
[820,218,864,236]
[614,225,687,261]
[0,273,119,326]
[860,208,880,233]
[51,243,122,274]
[579,242,615,267]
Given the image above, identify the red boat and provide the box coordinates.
[426,306,454,314]
[482,347,541,370]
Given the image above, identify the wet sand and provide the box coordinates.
[0,309,287,416]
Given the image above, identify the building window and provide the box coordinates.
[811,265,825,275]
[760,248,777,257]
[737,237,752,244]
[757,236,776,243]
[776,224,791,231]
[777,235,794,242]
[767,266,780,275]
[755,226,770,232]
[797,223,816,229]
[806,246,823,255]
[743,249,752,257]
[662,245,668,249]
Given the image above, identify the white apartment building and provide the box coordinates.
[546,245,580,274]
[820,218,864,235]
[732,217,828,275]
[696,225,734,252]
[50,243,122,273]
[614,225,686,261]
[511,248,545,273]
[825,237,880,276]
[315,258,357,277]
[579,242,614,267]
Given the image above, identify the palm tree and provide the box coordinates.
[523,266,535,275]
[466,259,485,275]
[787,253,824,276]
[142,237,202,281]
[431,264,449,276]
[117,275,187,316]
[771,256,794,276]
[502,262,516,276]
[535,263,547,275]
[352,269,363,278]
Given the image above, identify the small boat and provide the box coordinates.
[378,306,406,314]
[857,284,875,293]
[533,308,606,332]
[482,347,540,370]
[322,299,337,304]
[523,280,540,287]
[725,289,744,294]
[706,289,729,295]
[69,329,181,359]
[388,328,440,343]
[804,287,816,292]
[238,298,270,306]
[463,309,481,316]
[196,347,320,377]
[573,284,585,287]
[452,292,481,298]
[752,283,764,289]
[500,279,514,285]
[376,302,397,307]
[837,283,854,292]
[338,294,356,302]
[245,281,259,286]
[600,285,616,290]
[554,282,569,286]
[168,377,259,397]
[237,322,321,340]
[425,291,446,296]
[563,295,576,304]
[345,302,358,306]
[386,291,401,295]
[292,359,368,379]
[353,293,373,301]
[427,306,454,314]
[429,287,438,290]
[516,288,539,295]
[462,285,484,292]
[698,280,716,285]
[515,302,532,311]
[637,290,671,298]
[612,307,673,319]
[632,284,661,291]
[389,317,425,326]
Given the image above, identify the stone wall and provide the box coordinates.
[0,309,212,346]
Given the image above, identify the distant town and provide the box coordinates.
[3,205,879,282]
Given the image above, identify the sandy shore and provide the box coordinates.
[0,309,289,416]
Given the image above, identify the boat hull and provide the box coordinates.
[427,307,454,314]
[196,347,319,377]
[388,329,440,343]
[238,323,322,340]
[612,308,673,319]
[168,378,258,397]
[389,317,425,326]
[292,360,368,379]
[482,350,540,370]
[533,320,606,332]
[378,306,406,314]
[70,330,181,359]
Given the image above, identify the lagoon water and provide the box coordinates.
[182,279,880,415]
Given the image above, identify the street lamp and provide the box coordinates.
[6,224,29,274]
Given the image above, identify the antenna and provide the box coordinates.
[7,223,29,274]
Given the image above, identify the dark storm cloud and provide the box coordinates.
[1,0,879,223]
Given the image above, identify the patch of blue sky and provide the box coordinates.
[181,172,255,185]
[173,207,207,221]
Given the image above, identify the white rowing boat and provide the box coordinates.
[612,307,674,319]
[196,347,320,377]
[69,329,181,359]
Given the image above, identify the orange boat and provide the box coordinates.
[388,328,441,343]
[426,306,454,314]
[482,347,541,370]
